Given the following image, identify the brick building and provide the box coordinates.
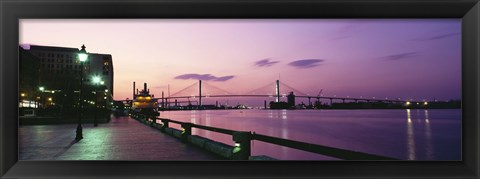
[19,44,114,111]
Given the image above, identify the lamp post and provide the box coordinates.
[76,45,88,141]
[92,76,104,127]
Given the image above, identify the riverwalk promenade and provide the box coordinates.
[19,115,223,160]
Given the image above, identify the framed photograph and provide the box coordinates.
[1,0,479,178]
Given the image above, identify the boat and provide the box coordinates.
[131,82,160,116]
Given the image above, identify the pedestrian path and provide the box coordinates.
[19,115,223,160]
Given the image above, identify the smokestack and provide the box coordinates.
[144,83,147,92]
[133,81,136,98]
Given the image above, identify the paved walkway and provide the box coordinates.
[19,115,223,160]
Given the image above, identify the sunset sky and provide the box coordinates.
[20,19,461,105]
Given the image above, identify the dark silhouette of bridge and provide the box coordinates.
[135,80,425,108]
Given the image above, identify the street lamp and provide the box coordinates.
[76,44,88,141]
[92,76,104,127]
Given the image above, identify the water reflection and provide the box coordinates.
[425,110,433,159]
[206,111,211,121]
[190,110,196,123]
[406,109,416,160]
[282,109,287,119]
[281,110,288,139]
[190,110,197,133]
[205,111,211,138]
[280,110,289,156]
[416,110,421,123]
[407,109,412,123]
[161,109,460,160]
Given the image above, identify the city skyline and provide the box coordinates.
[20,19,461,103]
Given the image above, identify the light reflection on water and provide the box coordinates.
[406,109,416,160]
[160,109,460,160]
[425,110,433,159]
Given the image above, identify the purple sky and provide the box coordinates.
[20,19,461,104]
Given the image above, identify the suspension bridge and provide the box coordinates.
[126,80,426,109]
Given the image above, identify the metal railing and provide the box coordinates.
[130,112,396,160]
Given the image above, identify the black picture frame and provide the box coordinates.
[1,0,479,178]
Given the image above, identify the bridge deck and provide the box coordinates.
[19,115,223,160]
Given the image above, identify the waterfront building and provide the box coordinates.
[19,45,114,111]
[19,47,40,108]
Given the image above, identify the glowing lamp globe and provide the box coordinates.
[78,44,88,62]
[78,53,88,62]
[92,76,101,84]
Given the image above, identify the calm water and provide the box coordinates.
[159,109,461,160]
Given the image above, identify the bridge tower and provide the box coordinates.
[276,80,280,102]
[199,80,202,109]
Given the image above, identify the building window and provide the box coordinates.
[103,59,110,75]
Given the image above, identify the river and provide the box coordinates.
[159,109,461,160]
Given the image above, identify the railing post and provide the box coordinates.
[150,116,157,127]
[160,119,169,132]
[181,123,192,143]
[149,116,155,127]
[232,131,252,160]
